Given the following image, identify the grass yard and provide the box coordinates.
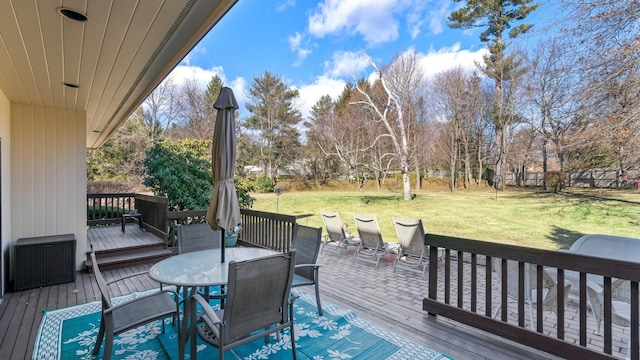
[250,185,640,250]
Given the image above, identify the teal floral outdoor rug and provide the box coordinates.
[34,290,452,359]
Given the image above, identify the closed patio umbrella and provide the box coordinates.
[206,87,241,263]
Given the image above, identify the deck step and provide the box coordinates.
[90,242,167,258]
[84,248,175,271]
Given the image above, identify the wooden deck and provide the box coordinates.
[86,224,174,270]
[88,222,165,252]
[0,228,627,359]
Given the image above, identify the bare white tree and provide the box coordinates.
[143,76,180,143]
[353,52,425,200]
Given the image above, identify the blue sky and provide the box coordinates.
[168,0,557,120]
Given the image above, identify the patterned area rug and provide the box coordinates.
[34,290,452,359]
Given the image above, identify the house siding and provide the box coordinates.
[10,104,86,276]
[0,89,9,296]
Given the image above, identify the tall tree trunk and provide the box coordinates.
[495,125,506,190]
[476,139,484,187]
[542,137,548,190]
[463,140,471,189]
[414,153,421,191]
[402,172,411,200]
[449,152,457,192]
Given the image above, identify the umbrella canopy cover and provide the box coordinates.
[206,87,241,233]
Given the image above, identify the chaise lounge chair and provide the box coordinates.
[352,214,397,268]
[320,210,357,257]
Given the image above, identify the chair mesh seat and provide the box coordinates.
[292,273,314,287]
[112,292,177,333]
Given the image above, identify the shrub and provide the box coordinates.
[143,139,255,211]
[235,177,255,208]
[143,139,213,211]
[87,206,124,220]
[255,174,274,193]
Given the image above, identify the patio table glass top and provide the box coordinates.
[148,247,278,287]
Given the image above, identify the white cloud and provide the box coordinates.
[288,32,312,66]
[181,43,208,67]
[308,0,404,46]
[362,44,487,85]
[427,2,451,35]
[228,77,248,111]
[324,51,370,78]
[166,65,346,122]
[296,76,347,120]
[306,0,453,46]
[407,12,425,39]
[418,43,487,78]
[289,32,303,50]
[165,65,252,118]
[406,1,428,39]
[168,65,226,89]
[276,0,296,12]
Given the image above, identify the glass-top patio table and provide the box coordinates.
[149,247,278,287]
[148,247,279,359]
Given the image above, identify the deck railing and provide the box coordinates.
[88,193,298,252]
[134,194,169,241]
[162,208,297,252]
[423,234,640,360]
[86,193,169,240]
[87,193,136,225]
[239,209,297,252]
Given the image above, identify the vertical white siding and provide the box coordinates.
[0,89,10,296]
[10,104,86,270]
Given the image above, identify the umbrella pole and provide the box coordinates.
[221,228,226,262]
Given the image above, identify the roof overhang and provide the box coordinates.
[0,0,238,148]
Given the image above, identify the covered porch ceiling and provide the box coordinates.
[0,0,238,149]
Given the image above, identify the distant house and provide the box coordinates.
[244,165,264,177]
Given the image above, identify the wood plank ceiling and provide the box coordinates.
[0,0,237,148]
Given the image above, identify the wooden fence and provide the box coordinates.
[504,169,640,189]
[427,169,640,189]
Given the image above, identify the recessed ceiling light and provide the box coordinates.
[63,82,79,89]
[57,8,88,22]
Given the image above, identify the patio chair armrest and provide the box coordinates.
[295,263,321,270]
[105,288,179,314]
[191,293,222,325]
[106,271,150,285]
[191,293,222,341]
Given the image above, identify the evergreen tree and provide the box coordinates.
[448,0,538,189]
[244,71,302,180]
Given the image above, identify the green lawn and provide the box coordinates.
[250,186,640,250]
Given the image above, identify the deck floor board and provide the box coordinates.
[0,225,628,359]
